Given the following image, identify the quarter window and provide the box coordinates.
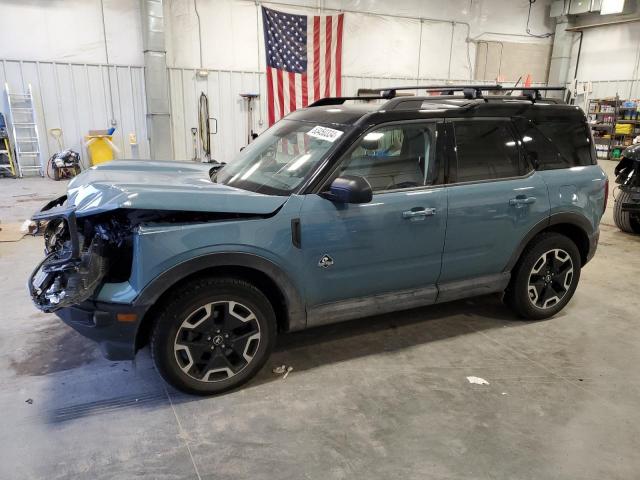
[532,121,595,168]
[453,120,526,182]
[336,123,438,192]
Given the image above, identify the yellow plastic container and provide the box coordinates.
[85,135,115,165]
[615,123,633,135]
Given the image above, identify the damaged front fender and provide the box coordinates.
[28,196,272,312]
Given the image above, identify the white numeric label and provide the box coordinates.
[306,126,344,143]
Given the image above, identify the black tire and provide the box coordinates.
[505,232,581,320]
[614,190,640,234]
[151,277,276,395]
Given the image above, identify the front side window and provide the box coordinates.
[215,120,349,195]
[334,123,438,192]
[452,120,526,183]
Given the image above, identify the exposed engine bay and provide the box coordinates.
[29,195,259,312]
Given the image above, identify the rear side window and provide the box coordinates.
[452,120,526,183]
[520,120,595,169]
[512,119,563,169]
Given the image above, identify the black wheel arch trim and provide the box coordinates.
[133,252,306,332]
[504,212,595,272]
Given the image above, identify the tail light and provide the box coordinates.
[603,177,609,215]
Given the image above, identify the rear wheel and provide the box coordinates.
[614,189,640,234]
[505,232,581,320]
[151,277,276,395]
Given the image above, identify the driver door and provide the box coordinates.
[298,120,448,327]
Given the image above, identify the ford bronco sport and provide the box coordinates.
[29,85,608,395]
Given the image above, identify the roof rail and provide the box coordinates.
[519,87,565,101]
[373,84,566,101]
[480,95,564,104]
[306,85,567,108]
[308,94,392,107]
[379,84,502,99]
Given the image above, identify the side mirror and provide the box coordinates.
[322,175,373,204]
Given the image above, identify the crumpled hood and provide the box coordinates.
[66,160,287,217]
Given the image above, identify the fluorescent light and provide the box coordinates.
[601,0,625,14]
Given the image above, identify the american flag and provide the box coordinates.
[262,6,344,126]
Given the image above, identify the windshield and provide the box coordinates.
[214,120,348,195]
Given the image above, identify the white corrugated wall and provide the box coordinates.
[0,59,149,169]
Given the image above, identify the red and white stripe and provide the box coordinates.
[266,13,344,126]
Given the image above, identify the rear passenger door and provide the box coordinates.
[439,118,550,289]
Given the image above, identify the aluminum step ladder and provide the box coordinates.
[5,83,43,177]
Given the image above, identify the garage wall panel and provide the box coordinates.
[164,0,554,78]
[475,41,552,83]
[0,0,143,66]
[0,60,149,168]
[588,80,640,100]
[168,68,263,162]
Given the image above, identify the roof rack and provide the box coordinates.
[380,84,503,99]
[519,87,566,100]
[377,84,566,101]
[307,84,567,108]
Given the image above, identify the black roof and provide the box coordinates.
[287,103,378,126]
[287,96,586,128]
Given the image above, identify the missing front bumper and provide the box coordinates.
[29,247,108,312]
[28,203,107,313]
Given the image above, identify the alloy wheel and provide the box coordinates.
[527,248,574,309]
[174,301,261,382]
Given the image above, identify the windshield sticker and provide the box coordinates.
[306,126,344,143]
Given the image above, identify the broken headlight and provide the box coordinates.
[29,208,132,312]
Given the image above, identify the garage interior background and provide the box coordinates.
[0,0,639,165]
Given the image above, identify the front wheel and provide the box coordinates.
[151,277,277,395]
[505,232,581,320]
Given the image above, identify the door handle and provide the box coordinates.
[509,195,536,206]
[402,207,436,219]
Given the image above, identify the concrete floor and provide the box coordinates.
[0,160,639,480]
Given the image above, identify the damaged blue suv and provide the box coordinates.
[29,85,608,395]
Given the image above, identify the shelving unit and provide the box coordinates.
[588,97,618,160]
[588,96,640,160]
